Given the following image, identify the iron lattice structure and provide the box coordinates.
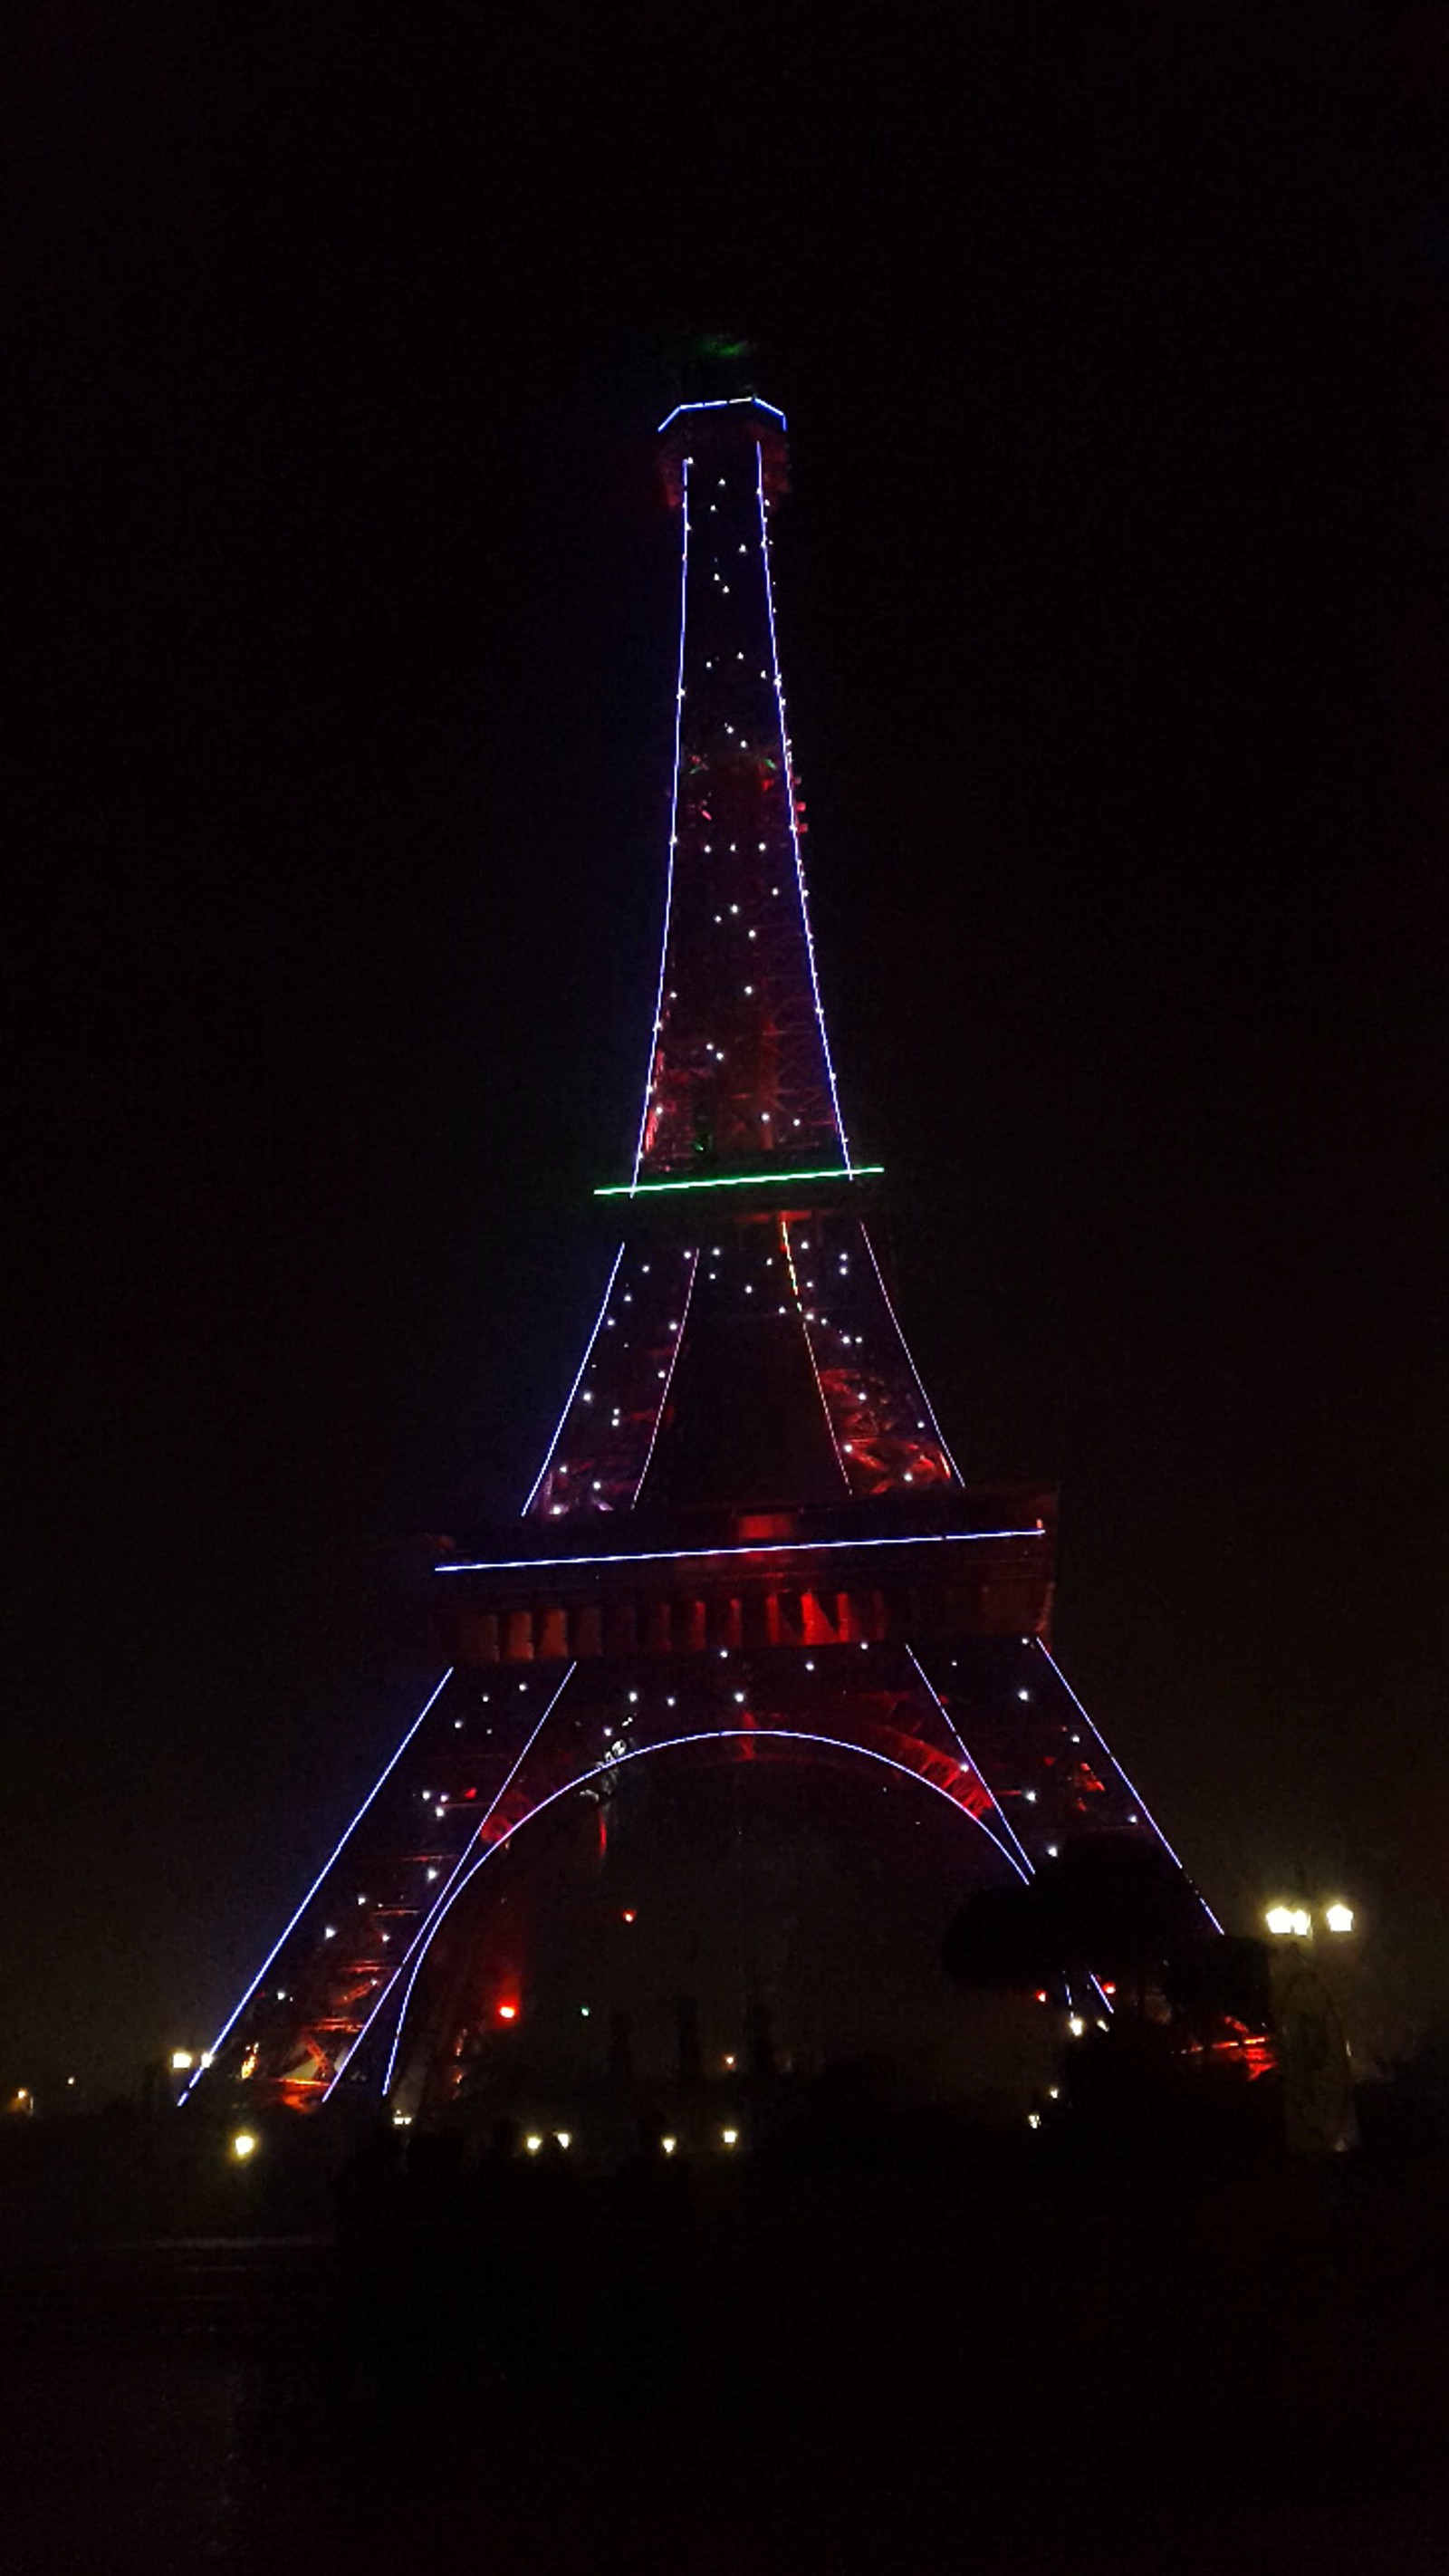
[193,395,1205,2117]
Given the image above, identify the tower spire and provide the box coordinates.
[635,397,849,1186]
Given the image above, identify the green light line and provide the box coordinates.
[594,1163,884,1199]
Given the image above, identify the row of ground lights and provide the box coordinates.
[226,2125,742,2163]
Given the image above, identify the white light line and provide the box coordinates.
[630,448,692,1187]
[437,1526,1044,1575]
[384,1723,1029,2091]
[334,1665,579,2101]
[906,1645,1035,1875]
[657,395,789,433]
[520,1245,627,1515]
[755,439,852,1169]
[630,1248,699,1506]
[1032,1639,1225,1933]
[183,1668,455,2098]
[782,1216,851,1492]
[859,1223,964,1484]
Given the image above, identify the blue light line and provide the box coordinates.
[657,395,789,434]
[384,1723,1029,2091]
[437,1526,1044,1575]
[782,1216,851,1493]
[906,1645,1035,1875]
[183,1668,455,2098]
[859,1223,964,1485]
[629,1248,698,1506]
[335,1665,578,2102]
[630,449,693,1187]
[1032,1639,1225,1934]
[520,1245,627,1516]
[755,440,852,1168]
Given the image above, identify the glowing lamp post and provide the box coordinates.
[1264,1901,1356,1939]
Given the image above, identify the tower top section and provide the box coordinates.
[630,389,846,1187]
[657,394,791,511]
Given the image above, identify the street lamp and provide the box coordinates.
[1264,1905,1311,1937]
[1264,1900,1355,1938]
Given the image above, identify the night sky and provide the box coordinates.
[5,5,1445,2091]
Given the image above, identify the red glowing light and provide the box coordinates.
[620,1909,637,1925]
[1180,2016,1277,2083]
[496,2002,519,2023]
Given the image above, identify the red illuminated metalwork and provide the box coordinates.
[194,392,1210,2117]
[1180,2018,1278,2083]
[640,408,840,1177]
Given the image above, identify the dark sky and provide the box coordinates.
[4,4,1445,2090]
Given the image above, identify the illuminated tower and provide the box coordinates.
[523,398,957,1520]
[191,394,1207,2118]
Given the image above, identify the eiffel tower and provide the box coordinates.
[190,392,1203,2118]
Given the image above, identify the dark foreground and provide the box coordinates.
[4,2140,1449,2574]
